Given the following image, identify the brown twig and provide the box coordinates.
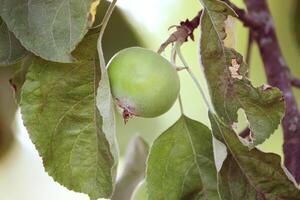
[222,0,260,29]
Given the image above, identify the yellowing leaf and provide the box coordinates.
[88,0,101,26]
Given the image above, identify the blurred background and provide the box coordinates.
[0,0,299,199]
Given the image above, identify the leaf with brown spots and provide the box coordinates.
[199,0,284,146]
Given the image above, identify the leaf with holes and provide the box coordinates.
[0,0,100,62]
[199,0,284,146]
[146,115,219,200]
[209,112,300,200]
[0,18,27,66]
[20,31,118,200]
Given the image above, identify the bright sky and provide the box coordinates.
[113,0,174,32]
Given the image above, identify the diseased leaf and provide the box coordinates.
[146,115,219,200]
[209,112,300,200]
[199,0,300,198]
[199,0,284,146]
[20,31,117,200]
[0,18,27,66]
[0,0,100,62]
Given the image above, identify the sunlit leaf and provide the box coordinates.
[199,0,284,146]
[146,115,219,200]
[209,112,300,200]
[212,136,227,172]
[20,31,117,200]
[0,0,100,62]
[0,18,27,66]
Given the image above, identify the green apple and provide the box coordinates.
[108,47,180,121]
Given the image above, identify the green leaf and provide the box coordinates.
[20,31,117,200]
[199,0,284,146]
[0,18,27,66]
[209,112,300,200]
[146,115,219,200]
[17,2,142,199]
[217,154,258,200]
[0,0,100,62]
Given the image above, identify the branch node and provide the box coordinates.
[157,11,202,54]
[291,78,300,88]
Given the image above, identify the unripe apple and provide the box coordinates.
[108,47,180,122]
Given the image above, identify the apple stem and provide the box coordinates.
[170,44,184,114]
[97,0,117,71]
[175,43,215,114]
